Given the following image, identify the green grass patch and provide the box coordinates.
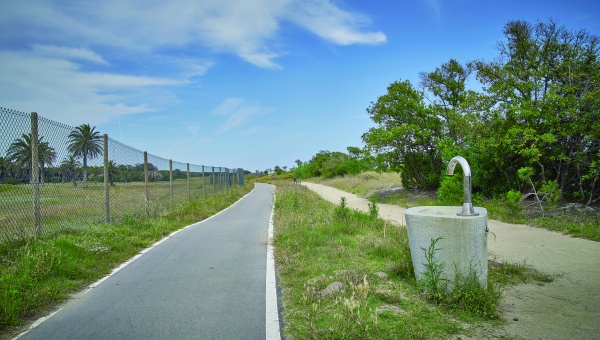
[0,184,252,337]
[273,181,552,339]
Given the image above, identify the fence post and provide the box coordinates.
[220,167,223,191]
[144,151,149,216]
[30,112,41,235]
[103,134,110,224]
[169,159,173,203]
[202,165,205,197]
[187,163,190,202]
[212,166,215,192]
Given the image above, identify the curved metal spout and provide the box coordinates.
[446,156,478,216]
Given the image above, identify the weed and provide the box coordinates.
[368,199,379,220]
[334,197,349,220]
[419,237,447,302]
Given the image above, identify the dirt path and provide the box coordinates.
[303,182,600,340]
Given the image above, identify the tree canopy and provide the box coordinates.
[362,19,600,204]
[67,124,103,188]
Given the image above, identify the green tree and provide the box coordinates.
[7,133,56,184]
[0,156,13,184]
[101,161,118,186]
[474,19,600,200]
[362,80,444,189]
[60,156,81,187]
[67,124,103,188]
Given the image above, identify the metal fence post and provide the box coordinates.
[202,165,205,197]
[103,134,110,224]
[169,159,173,203]
[212,166,215,192]
[144,151,149,216]
[30,112,41,235]
[187,163,190,202]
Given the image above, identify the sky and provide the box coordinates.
[1,0,599,172]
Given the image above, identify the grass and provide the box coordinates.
[321,172,600,242]
[0,183,252,338]
[321,171,403,197]
[273,181,552,339]
[0,177,220,241]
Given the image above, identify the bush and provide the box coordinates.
[437,174,463,204]
[505,189,523,214]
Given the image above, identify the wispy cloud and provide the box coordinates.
[286,0,386,45]
[0,0,385,126]
[0,50,183,125]
[31,44,109,65]
[423,0,442,22]
[186,122,202,135]
[0,0,386,69]
[239,126,279,136]
[211,98,275,134]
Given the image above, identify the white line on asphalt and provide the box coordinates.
[265,188,281,340]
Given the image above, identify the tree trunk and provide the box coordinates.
[83,155,88,188]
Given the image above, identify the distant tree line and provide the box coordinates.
[1,124,208,186]
[293,147,374,179]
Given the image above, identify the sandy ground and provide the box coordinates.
[303,182,600,340]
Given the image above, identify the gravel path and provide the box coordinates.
[303,182,600,340]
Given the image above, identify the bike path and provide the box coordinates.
[19,183,276,340]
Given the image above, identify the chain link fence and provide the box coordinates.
[0,108,245,242]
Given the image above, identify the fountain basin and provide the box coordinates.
[405,206,488,288]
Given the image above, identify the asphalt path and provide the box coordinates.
[19,183,276,340]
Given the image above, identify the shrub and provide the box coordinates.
[437,174,463,205]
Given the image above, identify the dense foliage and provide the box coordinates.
[293,147,374,179]
[363,19,600,204]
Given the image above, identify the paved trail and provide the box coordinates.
[18,183,276,340]
[304,182,600,340]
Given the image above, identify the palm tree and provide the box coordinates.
[60,156,81,187]
[67,124,103,188]
[107,161,117,186]
[7,133,57,184]
[0,156,10,184]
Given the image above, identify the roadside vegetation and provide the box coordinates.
[289,19,599,242]
[273,180,551,339]
[318,171,600,242]
[0,184,252,338]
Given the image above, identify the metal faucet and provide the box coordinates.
[446,156,479,216]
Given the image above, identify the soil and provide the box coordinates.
[303,182,600,340]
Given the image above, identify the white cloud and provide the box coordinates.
[31,44,108,65]
[0,0,386,69]
[286,0,386,45]
[0,0,385,127]
[210,98,275,134]
[0,51,183,125]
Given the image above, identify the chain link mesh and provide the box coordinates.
[0,108,244,242]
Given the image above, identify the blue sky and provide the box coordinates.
[1,0,599,172]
